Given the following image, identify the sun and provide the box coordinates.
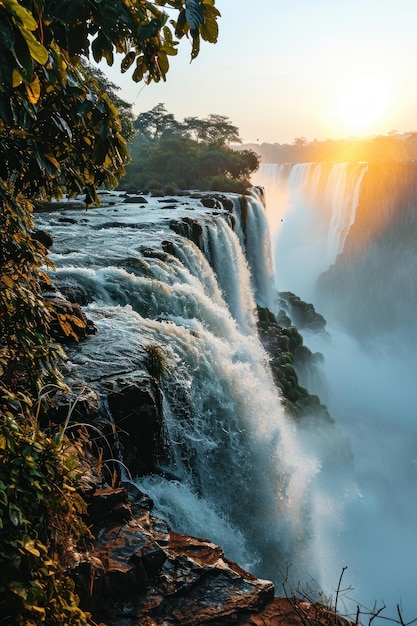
[336,74,389,133]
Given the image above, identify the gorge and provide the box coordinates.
[36,161,417,623]
[254,161,417,619]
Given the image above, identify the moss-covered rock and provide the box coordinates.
[257,306,332,423]
[279,291,327,332]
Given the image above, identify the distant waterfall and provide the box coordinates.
[253,162,368,301]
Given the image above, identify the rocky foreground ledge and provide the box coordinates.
[70,476,351,626]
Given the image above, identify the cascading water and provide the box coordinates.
[253,162,417,620]
[35,193,323,592]
[255,162,368,302]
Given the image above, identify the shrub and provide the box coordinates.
[0,413,91,625]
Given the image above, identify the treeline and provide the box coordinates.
[119,104,260,194]
[242,132,417,164]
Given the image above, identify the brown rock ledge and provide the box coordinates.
[72,484,351,626]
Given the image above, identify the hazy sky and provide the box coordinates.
[101,0,417,144]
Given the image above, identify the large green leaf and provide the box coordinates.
[20,27,48,65]
[121,50,136,73]
[0,21,15,50]
[11,26,33,82]
[92,31,114,65]
[3,0,38,31]
[185,0,204,30]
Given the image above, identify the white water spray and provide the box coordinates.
[253,162,417,620]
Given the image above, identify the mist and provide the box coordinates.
[254,162,417,620]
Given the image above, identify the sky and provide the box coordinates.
[100,0,417,144]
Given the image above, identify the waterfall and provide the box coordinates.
[254,162,368,301]
[252,162,417,621]
[36,193,322,589]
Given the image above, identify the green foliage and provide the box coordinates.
[0,413,91,625]
[134,105,242,146]
[1,3,220,623]
[257,306,333,423]
[279,291,327,332]
[81,61,136,144]
[121,107,260,192]
[0,187,67,413]
[184,113,241,145]
[0,2,220,204]
[133,102,183,141]
[145,343,168,381]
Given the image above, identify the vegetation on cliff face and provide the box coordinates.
[257,305,332,423]
[0,414,91,625]
[0,1,220,622]
[119,103,261,194]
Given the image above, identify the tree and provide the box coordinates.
[0,0,220,205]
[0,2,220,623]
[133,102,183,141]
[120,119,260,193]
[184,113,241,145]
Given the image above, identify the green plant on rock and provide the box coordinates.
[0,413,92,625]
[145,343,168,381]
[257,306,333,423]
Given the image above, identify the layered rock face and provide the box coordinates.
[75,483,274,625]
[73,481,349,626]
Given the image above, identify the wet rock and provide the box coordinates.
[58,216,78,224]
[200,195,223,209]
[74,484,274,626]
[46,292,97,342]
[88,487,132,528]
[123,196,148,204]
[31,229,53,249]
[105,376,165,477]
[169,217,204,249]
[279,291,327,332]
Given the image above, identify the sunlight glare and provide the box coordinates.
[337,74,389,133]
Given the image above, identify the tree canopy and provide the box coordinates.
[121,105,260,193]
[0,0,220,204]
[133,102,183,141]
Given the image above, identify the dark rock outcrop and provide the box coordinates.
[279,291,327,332]
[73,482,352,626]
[170,217,204,249]
[123,195,148,204]
[74,481,273,626]
[45,291,97,342]
[105,376,166,477]
[31,228,54,249]
[257,306,332,423]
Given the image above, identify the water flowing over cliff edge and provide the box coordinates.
[254,161,417,620]
[36,192,339,595]
[35,166,417,620]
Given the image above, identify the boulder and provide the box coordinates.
[31,229,53,249]
[46,292,97,342]
[123,196,148,204]
[74,483,274,626]
[105,376,165,477]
